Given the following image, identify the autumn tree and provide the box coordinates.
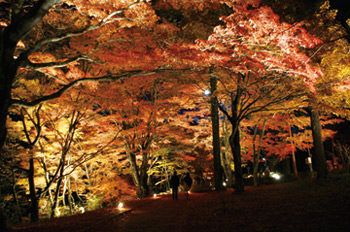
[0,0,175,154]
[167,1,322,191]
[6,105,44,222]
[90,73,199,197]
[298,1,350,177]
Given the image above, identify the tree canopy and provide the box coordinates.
[1,0,350,226]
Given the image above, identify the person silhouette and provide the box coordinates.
[170,171,180,200]
[183,172,193,199]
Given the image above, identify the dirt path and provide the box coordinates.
[86,193,193,232]
[9,179,350,232]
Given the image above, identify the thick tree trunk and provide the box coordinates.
[0,80,11,152]
[310,106,328,179]
[230,127,244,192]
[210,77,224,191]
[0,0,63,153]
[127,152,141,192]
[127,150,150,198]
[139,153,150,197]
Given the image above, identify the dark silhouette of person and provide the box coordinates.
[170,170,180,200]
[183,172,193,199]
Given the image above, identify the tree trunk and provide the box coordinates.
[310,106,328,179]
[28,157,39,222]
[0,28,12,153]
[126,151,141,192]
[221,101,233,187]
[0,0,63,153]
[51,160,64,218]
[252,124,259,187]
[139,153,150,197]
[230,87,244,192]
[0,80,11,152]
[221,151,233,187]
[230,127,244,192]
[12,171,22,223]
[288,125,298,178]
[210,77,224,191]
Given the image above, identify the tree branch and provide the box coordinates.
[11,70,148,107]
[11,67,201,107]
[23,55,93,69]
[19,0,141,56]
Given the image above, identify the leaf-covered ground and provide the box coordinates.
[9,176,350,232]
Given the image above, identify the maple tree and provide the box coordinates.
[166,1,322,191]
[5,86,120,221]
[0,0,172,154]
[242,109,341,185]
[91,71,215,196]
[297,1,350,177]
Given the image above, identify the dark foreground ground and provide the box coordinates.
[9,176,350,232]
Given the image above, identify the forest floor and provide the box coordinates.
[8,175,350,232]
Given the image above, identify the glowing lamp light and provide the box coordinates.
[204,89,211,96]
[223,182,227,187]
[153,194,157,198]
[272,173,281,180]
[118,202,124,209]
[55,208,61,217]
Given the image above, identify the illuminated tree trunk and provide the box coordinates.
[310,105,328,179]
[210,77,224,190]
[252,125,259,187]
[253,119,266,187]
[11,171,22,223]
[140,152,150,197]
[222,120,233,187]
[218,75,245,192]
[126,151,141,190]
[28,156,39,222]
[230,124,244,192]
[220,99,233,187]
[51,111,78,217]
[288,124,298,178]
[229,87,244,193]
[126,149,149,198]
[52,160,64,218]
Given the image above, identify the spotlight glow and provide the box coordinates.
[272,173,281,180]
[118,202,124,208]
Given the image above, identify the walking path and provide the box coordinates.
[9,180,350,232]
[85,192,194,232]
